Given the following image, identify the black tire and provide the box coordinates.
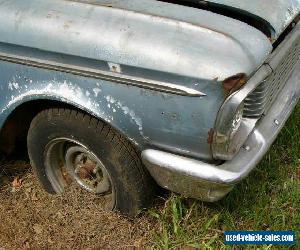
[27,108,154,216]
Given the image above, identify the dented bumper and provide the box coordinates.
[141,63,300,201]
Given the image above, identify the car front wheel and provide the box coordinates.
[27,108,154,216]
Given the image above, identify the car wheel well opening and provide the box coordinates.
[0,100,132,157]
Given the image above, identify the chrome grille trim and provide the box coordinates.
[243,81,268,118]
[243,28,300,118]
[212,22,300,161]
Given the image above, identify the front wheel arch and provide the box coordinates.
[0,98,141,156]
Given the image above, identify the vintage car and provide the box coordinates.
[0,0,299,215]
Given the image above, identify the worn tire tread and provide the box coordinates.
[28,108,155,216]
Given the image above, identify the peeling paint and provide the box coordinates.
[8,80,20,90]
[93,88,101,97]
[1,80,102,120]
[2,80,144,139]
[105,95,144,136]
[108,62,122,74]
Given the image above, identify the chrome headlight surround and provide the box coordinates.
[213,21,300,161]
[231,103,244,133]
[212,66,272,161]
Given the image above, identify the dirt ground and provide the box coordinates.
[0,157,157,250]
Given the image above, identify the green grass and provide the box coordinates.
[148,102,300,250]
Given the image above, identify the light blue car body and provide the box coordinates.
[0,0,299,201]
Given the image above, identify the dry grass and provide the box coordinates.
[0,164,156,250]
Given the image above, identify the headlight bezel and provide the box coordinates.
[211,66,272,161]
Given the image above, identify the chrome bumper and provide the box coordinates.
[141,63,300,202]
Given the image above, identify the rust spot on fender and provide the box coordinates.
[207,128,214,144]
[222,73,247,97]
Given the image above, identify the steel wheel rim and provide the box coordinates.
[44,138,116,210]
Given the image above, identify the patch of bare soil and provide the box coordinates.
[0,159,156,250]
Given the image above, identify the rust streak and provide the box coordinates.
[207,128,214,144]
[222,73,247,97]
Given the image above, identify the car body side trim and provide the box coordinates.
[0,51,205,97]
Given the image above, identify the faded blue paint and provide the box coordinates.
[0,60,223,160]
[0,0,272,81]
[207,0,300,39]
[1,0,297,160]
